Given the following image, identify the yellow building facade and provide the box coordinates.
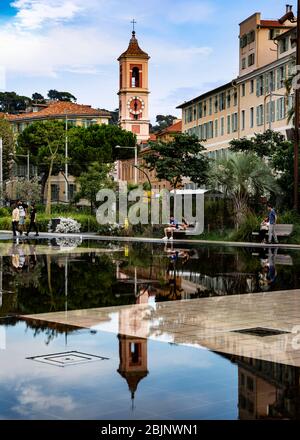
[178,8,297,157]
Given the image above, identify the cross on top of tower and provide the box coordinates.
[131,19,137,35]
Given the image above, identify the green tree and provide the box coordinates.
[229,130,294,208]
[32,93,45,103]
[0,91,31,114]
[144,133,209,189]
[150,114,177,133]
[67,124,136,176]
[76,162,114,214]
[17,121,66,213]
[209,152,280,228]
[0,117,14,181]
[47,89,77,102]
[14,177,41,204]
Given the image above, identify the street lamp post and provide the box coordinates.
[59,169,69,203]
[0,138,3,207]
[65,114,69,203]
[295,0,300,211]
[279,3,299,210]
[115,145,138,184]
[133,164,151,191]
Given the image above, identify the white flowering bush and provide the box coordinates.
[55,217,81,234]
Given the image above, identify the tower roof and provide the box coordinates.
[118,31,150,60]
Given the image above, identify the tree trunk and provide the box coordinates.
[45,158,54,215]
[233,194,249,229]
[40,172,48,204]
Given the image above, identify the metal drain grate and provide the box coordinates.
[27,350,109,367]
[231,327,290,337]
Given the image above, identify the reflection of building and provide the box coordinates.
[234,355,300,419]
[117,335,148,403]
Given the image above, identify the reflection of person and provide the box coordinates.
[267,204,278,244]
[267,248,277,285]
[26,203,39,237]
[259,218,269,243]
[258,247,277,291]
[12,204,20,237]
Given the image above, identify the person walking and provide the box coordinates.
[18,201,27,235]
[267,203,278,244]
[12,204,20,237]
[26,203,39,237]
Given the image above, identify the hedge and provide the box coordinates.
[0,213,99,233]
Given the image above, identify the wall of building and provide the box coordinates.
[181,54,295,157]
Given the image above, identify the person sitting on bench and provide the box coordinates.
[259,217,269,244]
[163,216,179,240]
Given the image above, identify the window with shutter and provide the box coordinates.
[266,102,270,124]
[221,117,224,136]
[241,110,245,130]
[227,115,231,134]
[271,101,275,122]
[256,78,261,96]
[250,107,254,128]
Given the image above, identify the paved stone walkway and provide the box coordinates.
[24,289,300,367]
[1,230,299,249]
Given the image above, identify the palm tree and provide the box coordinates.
[209,152,280,228]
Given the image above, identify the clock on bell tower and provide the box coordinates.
[118,25,150,142]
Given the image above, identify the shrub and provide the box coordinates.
[55,218,81,233]
[230,212,260,242]
[0,207,10,217]
[278,210,300,224]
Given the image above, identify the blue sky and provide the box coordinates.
[0,0,296,121]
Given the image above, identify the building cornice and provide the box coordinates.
[236,51,295,83]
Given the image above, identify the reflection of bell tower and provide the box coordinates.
[117,335,148,405]
[118,21,150,142]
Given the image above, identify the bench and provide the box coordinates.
[252,224,293,241]
[171,223,200,238]
[252,252,293,265]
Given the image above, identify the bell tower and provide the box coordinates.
[118,22,150,142]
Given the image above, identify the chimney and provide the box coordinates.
[286,4,293,13]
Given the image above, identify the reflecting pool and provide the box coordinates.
[0,239,300,419]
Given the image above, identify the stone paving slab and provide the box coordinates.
[1,230,299,249]
[24,289,300,367]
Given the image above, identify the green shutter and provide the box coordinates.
[265,73,270,93]
[271,101,275,122]
[256,78,260,96]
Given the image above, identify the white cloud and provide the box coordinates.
[0,25,123,77]
[0,0,235,119]
[13,384,77,415]
[11,0,83,29]
[168,1,215,24]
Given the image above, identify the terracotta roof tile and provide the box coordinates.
[149,133,157,141]
[259,20,290,27]
[118,31,149,60]
[159,120,182,135]
[8,101,111,122]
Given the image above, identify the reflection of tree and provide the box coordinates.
[11,254,135,314]
[23,318,80,345]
